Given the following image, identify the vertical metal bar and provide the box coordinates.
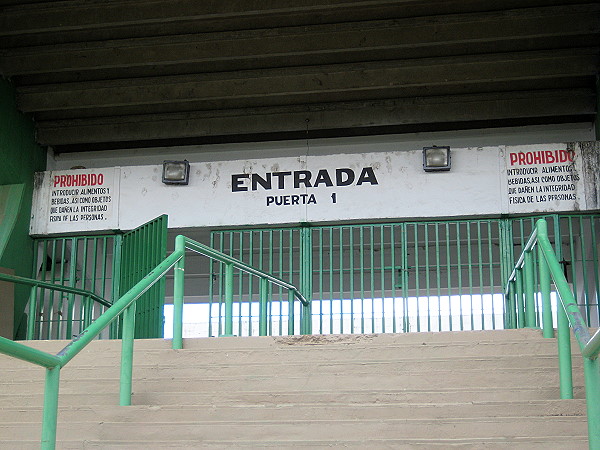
[557,302,574,399]
[110,235,122,339]
[28,239,40,338]
[456,222,464,330]
[590,216,600,325]
[248,231,254,336]
[370,226,375,333]
[288,229,294,335]
[56,239,67,339]
[434,223,442,331]
[487,221,496,329]
[583,357,600,449]
[506,282,516,329]
[79,238,89,333]
[217,232,225,337]
[566,218,579,315]
[515,270,525,328]
[466,224,474,330]
[318,228,323,334]
[524,252,536,328]
[329,228,334,334]
[208,232,216,338]
[349,227,355,334]
[359,226,364,333]
[100,238,108,301]
[413,225,420,332]
[259,277,268,336]
[277,229,284,335]
[380,225,386,333]
[27,285,37,340]
[300,227,312,335]
[288,289,295,335]
[172,235,185,350]
[339,227,344,334]
[238,232,244,336]
[401,223,409,333]
[390,225,397,333]
[47,240,57,340]
[66,238,78,339]
[445,223,452,331]
[224,263,234,336]
[578,218,591,325]
[476,221,485,329]
[538,245,554,338]
[424,224,432,332]
[41,366,60,450]
[120,302,136,406]
[38,239,49,340]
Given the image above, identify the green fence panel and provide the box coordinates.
[210,214,599,336]
[120,215,168,338]
[29,234,121,340]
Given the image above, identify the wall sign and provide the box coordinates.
[503,144,585,214]
[31,168,120,234]
[30,142,596,235]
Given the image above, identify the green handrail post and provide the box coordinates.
[287,289,294,335]
[583,357,600,449]
[172,235,185,350]
[41,366,61,450]
[119,302,136,406]
[301,302,311,335]
[27,285,37,340]
[557,302,574,399]
[515,270,525,328]
[505,282,515,329]
[223,263,234,336]
[538,246,554,338]
[524,251,536,328]
[259,277,268,336]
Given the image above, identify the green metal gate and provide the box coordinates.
[28,234,122,340]
[120,215,168,338]
[211,214,599,336]
[28,215,168,340]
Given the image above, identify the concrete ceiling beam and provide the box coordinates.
[16,49,598,119]
[35,89,596,147]
[2,5,598,84]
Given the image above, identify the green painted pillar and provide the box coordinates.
[300,227,312,335]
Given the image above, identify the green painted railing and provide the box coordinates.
[172,235,311,346]
[0,235,308,449]
[505,219,600,449]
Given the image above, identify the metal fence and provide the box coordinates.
[29,213,599,339]
[28,235,121,340]
[209,214,599,336]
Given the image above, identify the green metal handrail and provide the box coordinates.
[0,271,113,340]
[0,249,184,449]
[505,218,600,449]
[171,235,311,348]
[0,234,310,449]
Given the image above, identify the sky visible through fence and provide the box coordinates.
[162,292,559,338]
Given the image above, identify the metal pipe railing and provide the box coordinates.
[505,218,600,449]
[171,235,311,348]
[0,234,309,449]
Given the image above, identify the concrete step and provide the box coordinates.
[0,329,591,448]
[1,436,589,449]
[0,385,588,408]
[2,416,589,442]
[0,370,581,397]
[0,399,586,423]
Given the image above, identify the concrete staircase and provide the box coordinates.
[0,329,589,448]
